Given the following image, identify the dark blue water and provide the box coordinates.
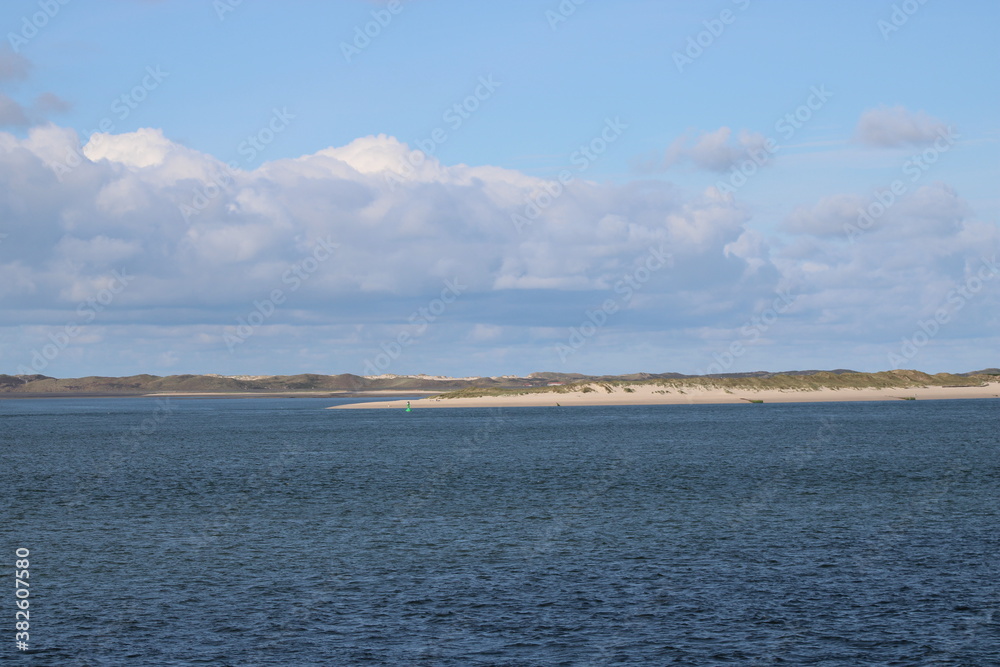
[1,397,998,665]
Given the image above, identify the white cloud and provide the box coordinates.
[782,193,869,237]
[855,105,950,148]
[781,182,971,240]
[0,127,756,311]
[54,235,142,265]
[773,183,998,345]
[0,124,996,377]
[661,127,771,172]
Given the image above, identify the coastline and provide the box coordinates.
[0,390,439,400]
[329,383,1000,409]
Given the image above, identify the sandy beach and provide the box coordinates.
[330,382,1000,409]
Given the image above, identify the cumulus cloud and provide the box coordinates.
[855,105,951,148]
[0,126,758,319]
[782,193,869,237]
[782,182,971,240]
[659,127,771,172]
[1,123,995,377]
[774,182,998,350]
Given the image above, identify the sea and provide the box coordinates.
[1,396,998,666]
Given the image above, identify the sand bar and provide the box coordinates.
[330,383,1000,409]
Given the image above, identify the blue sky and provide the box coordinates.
[0,0,997,378]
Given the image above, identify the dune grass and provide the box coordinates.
[434,370,992,400]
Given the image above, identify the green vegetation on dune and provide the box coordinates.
[434,370,993,400]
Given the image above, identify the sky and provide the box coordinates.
[0,0,997,379]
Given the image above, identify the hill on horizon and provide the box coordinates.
[0,368,996,396]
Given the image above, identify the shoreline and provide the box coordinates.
[329,383,1000,410]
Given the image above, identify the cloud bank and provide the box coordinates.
[0,122,996,376]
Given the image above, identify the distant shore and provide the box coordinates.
[330,383,1000,410]
[0,390,439,401]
